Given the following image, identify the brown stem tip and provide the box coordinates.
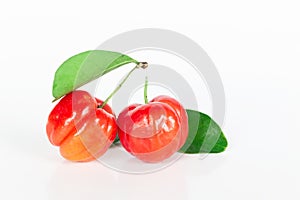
[137,62,148,69]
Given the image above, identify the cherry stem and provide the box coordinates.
[99,62,148,108]
[144,76,149,104]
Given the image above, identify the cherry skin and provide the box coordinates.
[150,95,189,148]
[117,96,188,163]
[46,90,117,162]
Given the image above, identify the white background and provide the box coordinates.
[1,0,300,199]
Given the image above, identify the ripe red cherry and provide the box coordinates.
[117,95,188,163]
[46,90,117,162]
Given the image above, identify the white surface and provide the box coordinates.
[1,0,300,199]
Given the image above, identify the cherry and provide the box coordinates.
[117,96,188,163]
[46,90,117,162]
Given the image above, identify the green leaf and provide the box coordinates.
[179,109,228,154]
[113,134,120,144]
[52,50,138,99]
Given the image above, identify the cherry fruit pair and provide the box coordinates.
[46,90,188,163]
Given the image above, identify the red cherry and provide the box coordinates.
[117,96,188,163]
[46,90,117,162]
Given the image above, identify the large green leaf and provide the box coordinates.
[52,50,138,100]
[179,109,228,153]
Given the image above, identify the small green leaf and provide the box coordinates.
[113,134,120,144]
[52,50,138,99]
[179,109,228,154]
